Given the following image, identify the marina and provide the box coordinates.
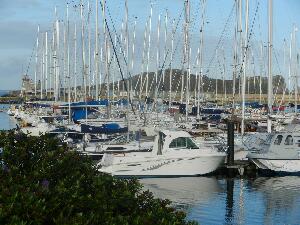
[0,110,300,224]
[2,0,300,224]
[2,106,300,224]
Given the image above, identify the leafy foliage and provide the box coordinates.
[0,131,197,225]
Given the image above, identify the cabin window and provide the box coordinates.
[169,137,199,149]
[169,137,186,148]
[284,135,293,145]
[186,138,199,149]
[274,135,283,145]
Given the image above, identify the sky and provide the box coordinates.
[0,0,300,90]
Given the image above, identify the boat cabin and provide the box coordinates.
[267,133,300,159]
[153,130,199,155]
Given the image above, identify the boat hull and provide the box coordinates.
[250,158,300,173]
[99,154,225,177]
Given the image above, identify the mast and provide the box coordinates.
[184,0,190,120]
[145,4,153,99]
[52,24,56,100]
[154,14,161,110]
[55,6,60,102]
[101,0,110,116]
[87,1,91,97]
[195,47,200,106]
[139,20,148,103]
[288,32,292,102]
[45,32,48,98]
[63,19,67,101]
[215,49,218,101]
[197,0,206,118]
[41,32,44,100]
[259,42,263,104]
[104,2,110,117]
[125,0,130,142]
[282,39,286,102]
[48,32,52,98]
[112,34,117,102]
[241,0,249,135]
[238,0,243,99]
[131,19,137,99]
[80,0,88,123]
[169,19,175,109]
[181,0,188,104]
[74,23,77,102]
[293,25,298,114]
[95,0,99,100]
[162,10,168,102]
[67,3,71,123]
[35,25,40,97]
[267,0,273,133]
[222,47,226,104]
[232,0,239,113]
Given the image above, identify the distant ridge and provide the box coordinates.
[101,69,287,96]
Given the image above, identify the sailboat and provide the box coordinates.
[246,0,300,173]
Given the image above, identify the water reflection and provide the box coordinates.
[141,177,300,225]
[140,177,223,208]
[225,179,234,225]
[252,177,300,225]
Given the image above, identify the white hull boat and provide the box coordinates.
[248,125,300,173]
[99,130,226,177]
[250,158,300,173]
[20,122,56,136]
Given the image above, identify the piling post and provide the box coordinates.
[225,178,234,221]
[227,121,235,166]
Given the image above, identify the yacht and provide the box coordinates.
[247,125,300,173]
[98,130,226,177]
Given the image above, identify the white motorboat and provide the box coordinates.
[98,130,226,177]
[247,125,300,173]
[20,121,56,136]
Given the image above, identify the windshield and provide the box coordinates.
[169,137,199,149]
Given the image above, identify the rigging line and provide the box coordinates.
[154,33,185,104]
[236,1,260,87]
[150,11,185,103]
[26,42,36,76]
[99,1,136,115]
[105,1,146,118]
[205,2,235,93]
[148,17,183,99]
[191,0,207,67]
[99,51,116,97]
[106,1,184,113]
[273,46,285,102]
[205,2,235,75]
[106,1,183,91]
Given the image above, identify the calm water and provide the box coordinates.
[0,104,16,130]
[0,108,299,224]
[140,177,300,225]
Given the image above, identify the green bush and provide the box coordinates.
[0,131,197,225]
